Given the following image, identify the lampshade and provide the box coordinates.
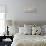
[6,20,12,26]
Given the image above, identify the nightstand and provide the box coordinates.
[2,36,13,46]
[3,41,12,46]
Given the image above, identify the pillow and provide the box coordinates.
[24,27,32,35]
[32,27,37,35]
[8,26,19,36]
[32,26,41,35]
[41,25,45,35]
[24,24,32,35]
[42,25,46,35]
[35,27,41,35]
[19,27,25,34]
[19,27,32,35]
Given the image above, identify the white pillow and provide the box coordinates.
[32,27,37,35]
[19,27,25,34]
[42,25,46,35]
[41,25,45,35]
[8,26,19,36]
[32,26,41,35]
[42,25,46,33]
[19,27,32,35]
[24,24,32,35]
[24,27,32,35]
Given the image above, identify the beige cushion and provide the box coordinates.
[32,26,41,35]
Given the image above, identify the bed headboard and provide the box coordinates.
[14,21,46,27]
[6,20,46,27]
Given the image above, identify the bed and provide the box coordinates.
[11,33,46,46]
[11,21,46,46]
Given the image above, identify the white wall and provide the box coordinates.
[13,0,46,22]
[0,0,46,22]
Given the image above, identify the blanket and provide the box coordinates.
[11,34,46,46]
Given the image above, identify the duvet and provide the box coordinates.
[11,34,46,46]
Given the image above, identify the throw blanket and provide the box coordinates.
[11,33,46,46]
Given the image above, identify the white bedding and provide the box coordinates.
[11,33,46,46]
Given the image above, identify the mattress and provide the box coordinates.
[11,33,46,46]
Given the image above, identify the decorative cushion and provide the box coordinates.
[32,26,41,35]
